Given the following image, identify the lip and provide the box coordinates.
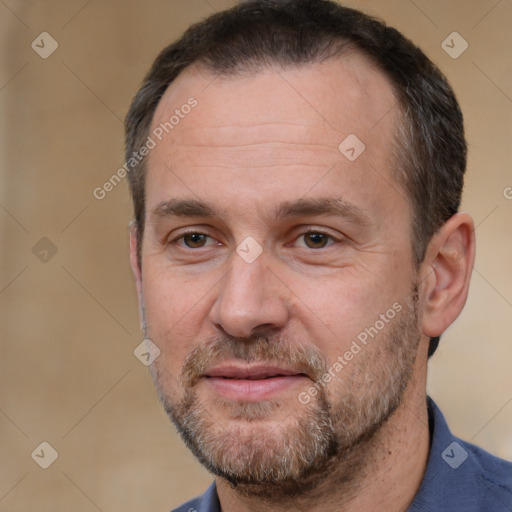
[203,364,309,402]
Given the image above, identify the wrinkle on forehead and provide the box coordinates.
[144,53,405,231]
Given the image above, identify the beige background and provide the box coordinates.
[0,0,511,510]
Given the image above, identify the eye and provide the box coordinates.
[183,233,208,248]
[296,231,336,249]
[174,232,218,249]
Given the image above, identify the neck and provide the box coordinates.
[216,347,430,512]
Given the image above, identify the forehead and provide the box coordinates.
[145,53,403,224]
[151,52,398,139]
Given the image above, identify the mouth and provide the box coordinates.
[202,364,309,401]
[205,365,308,380]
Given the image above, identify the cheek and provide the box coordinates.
[141,268,215,375]
[288,266,409,357]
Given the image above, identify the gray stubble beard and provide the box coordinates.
[151,286,421,502]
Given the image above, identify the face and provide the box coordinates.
[133,54,423,493]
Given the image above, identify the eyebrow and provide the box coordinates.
[150,197,371,226]
[151,199,219,219]
[274,197,371,226]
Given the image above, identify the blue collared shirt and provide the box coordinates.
[172,397,512,511]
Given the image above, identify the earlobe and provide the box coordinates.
[421,213,476,337]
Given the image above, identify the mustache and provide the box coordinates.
[180,333,330,388]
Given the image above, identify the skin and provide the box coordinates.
[130,53,475,511]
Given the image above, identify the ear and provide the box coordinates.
[420,213,476,338]
[129,220,143,311]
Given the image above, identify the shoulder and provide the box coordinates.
[462,438,512,506]
[409,398,512,511]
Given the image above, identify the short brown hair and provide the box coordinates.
[125,0,467,356]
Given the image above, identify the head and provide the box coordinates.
[126,0,475,497]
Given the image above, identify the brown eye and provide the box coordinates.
[303,232,330,249]
[183,233,208,248]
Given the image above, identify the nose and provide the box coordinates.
[209,249,289,339]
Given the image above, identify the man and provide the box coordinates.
[125,0,512,510]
